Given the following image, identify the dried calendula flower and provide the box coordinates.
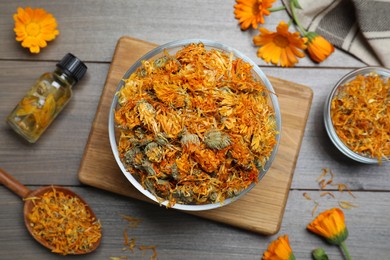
[144,142,164,163]
[204,129,232,150]
[114,43,278,206]
[33,93,56,128]
[331,73,390,162]
[27,187,101,255]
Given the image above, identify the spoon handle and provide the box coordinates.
[0,168,31,199]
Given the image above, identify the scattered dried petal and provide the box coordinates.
[139,245,158,260]
[347,189,356,199]
[338,200,359,209]
[316,168,328,182]
[119,214,143,228]
[312,202,320,217]
[318,179,326,189]
[109,257,128,260]
[320,191,335,198]
[303,192,312,201]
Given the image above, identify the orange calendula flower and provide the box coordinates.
[263,235,296,260]
[253,21,307,67]
[34,93,57,128]
[13,7,60,53]
[234,0,276,30]
[307,208,348,245]
[306,32,334,63]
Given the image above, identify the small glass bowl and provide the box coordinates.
[108,39,281,211]
[324,66,390,164]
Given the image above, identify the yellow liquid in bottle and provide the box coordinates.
[7,72,72,143]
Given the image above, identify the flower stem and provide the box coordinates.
[268,6,286,12]
[340,242,352,260]
[290,0,307,35]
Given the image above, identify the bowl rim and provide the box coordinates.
[108,38,282,211]
[324,66,390,164]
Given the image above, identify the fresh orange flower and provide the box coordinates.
[307,208,348,245]
[306,32,334,63]
[13,7,60,53]
[234,0,276,30]
[253,21,307,67]
[263,235,296,260]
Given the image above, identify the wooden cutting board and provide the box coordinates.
[78,36,313,235]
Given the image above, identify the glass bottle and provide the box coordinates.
[7,53,87,143]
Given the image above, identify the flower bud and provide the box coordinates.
[312,247,329,260]
[305,32,334,63]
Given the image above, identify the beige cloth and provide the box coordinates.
[282,0,390,67]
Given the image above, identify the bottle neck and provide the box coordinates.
[53,68,77,87]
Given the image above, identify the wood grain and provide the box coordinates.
[0,0,365,68]
[1,1,390,259]
[2,187,389,260]
[78,37,313,235]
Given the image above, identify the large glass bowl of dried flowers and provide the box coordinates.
[109,39,281,211]
[324,67,390,164]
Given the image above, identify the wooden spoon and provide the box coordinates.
[0,168,101,255]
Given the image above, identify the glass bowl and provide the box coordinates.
[108,39,281,211]
[324,66,390,164]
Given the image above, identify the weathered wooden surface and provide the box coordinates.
[0,0,365,67]
[0,0,389,259]
[1,187,389,260]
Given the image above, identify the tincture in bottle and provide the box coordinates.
[7,53,87,143]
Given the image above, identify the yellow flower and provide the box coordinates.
[263,235,296,260]
[234,0,276,30]
[307,208,348,245]
[306,32,334,63]
[13,7,60,53]
[34,93,56,128]
[253,21,307,67]
[16,96,38,116]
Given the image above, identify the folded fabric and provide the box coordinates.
[282,0,390,67]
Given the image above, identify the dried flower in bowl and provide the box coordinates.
[110,40,280,210]
[324,67,390,164]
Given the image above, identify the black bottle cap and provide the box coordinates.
[56,53,87,83]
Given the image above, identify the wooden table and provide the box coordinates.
[1,1,389,259]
